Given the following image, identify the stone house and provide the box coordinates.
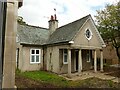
[17,14,106,77]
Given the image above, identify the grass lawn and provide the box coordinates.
[16,70,120,88]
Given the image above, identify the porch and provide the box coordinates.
[59,48,104,78]
[59,70,118,83]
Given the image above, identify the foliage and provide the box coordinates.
[17,16,27,25]
[95,1,120,61]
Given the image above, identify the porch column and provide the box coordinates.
[78,49,82,74]
[100,50,103,72]
[68,49,71,77]
[94,50,97,72]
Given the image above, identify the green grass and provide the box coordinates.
[16,70,119,88]
[16,70,69,87]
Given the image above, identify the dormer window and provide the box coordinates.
[85,29,93,40]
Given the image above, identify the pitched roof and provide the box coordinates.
[17,14,105,47]
[17,24,49,45]
[46,14,90,45]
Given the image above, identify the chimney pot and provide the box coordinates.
[48,15,58,35]
[54,14,57,20]
[51,15,54,20]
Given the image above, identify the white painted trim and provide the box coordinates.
[86,50,91,63]
[84,28,93,41]
[63,49,68,64]
[69,41,74,44]
[30,49,41,64]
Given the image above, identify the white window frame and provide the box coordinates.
[30,49,41,64]
[84,28,93,41]
[87,50,91,62]
[63,49,68,64]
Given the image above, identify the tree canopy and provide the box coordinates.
[95,1,120,61]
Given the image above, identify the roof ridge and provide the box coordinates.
[19,24,48,30]
[47,14,91,45]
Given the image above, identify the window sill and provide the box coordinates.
[30,62,40,64]
[63,62,68,64]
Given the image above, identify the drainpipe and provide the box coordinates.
[0,1,7,89]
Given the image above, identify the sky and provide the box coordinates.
[18,0,119,28]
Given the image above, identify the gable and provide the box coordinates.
[72,17,105,49]
[46,15,90,45]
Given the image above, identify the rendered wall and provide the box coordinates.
[18,45,43,72]
[72,18,102,49]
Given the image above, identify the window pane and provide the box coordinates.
[31,55,35,62]
[36,55,39,62]
[64,54,67,62]
[86,50,91,62]
[64,49,67,54]
[32,50,35,54]
[36,50,39,54]
[86,29,91,38]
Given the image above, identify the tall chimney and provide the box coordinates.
[48,14,58,35]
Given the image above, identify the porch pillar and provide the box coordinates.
[78,49,82,74]
[94,50,97,72]
[68,49,71,77]
[100,50,103,72]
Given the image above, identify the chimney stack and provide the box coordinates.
[48,14,58,35]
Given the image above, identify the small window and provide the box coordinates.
[86,29,91,38]
[86,50,91,62]
[63,49,68,64]
[85,29,93,40]
[30,49,41,64]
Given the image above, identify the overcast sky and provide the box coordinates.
[18,0,119,28]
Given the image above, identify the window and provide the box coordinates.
[86,50,91,62]
[85,29,93,40]
[30,49,41,64]
[63,49,68,64]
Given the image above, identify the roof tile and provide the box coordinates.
[46,15,90,45]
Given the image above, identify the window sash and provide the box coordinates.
[30,49,41,64]
[63,49,68,64]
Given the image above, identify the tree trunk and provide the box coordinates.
[115,47,120,64]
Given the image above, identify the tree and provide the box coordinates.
[17,16,27,25]
[95,1,120,62]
